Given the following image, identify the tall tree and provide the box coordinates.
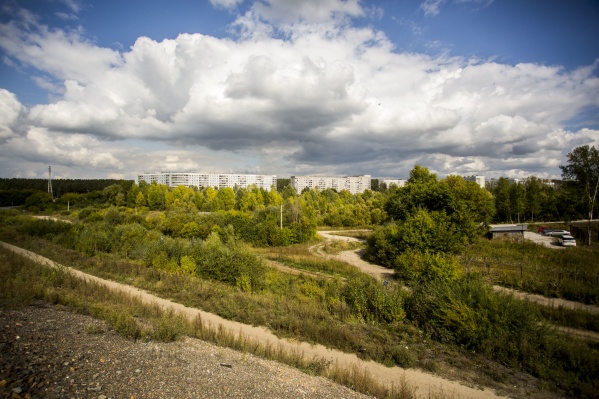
[560,145,599,245]
[509,183,526,223]
[525,177,543,222]
[492,177,512,222]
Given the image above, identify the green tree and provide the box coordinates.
[492,177,512,222]
[147,183,166,211]
[509,183,526,223]
[385,165,449,221]
[525,177,543,222]
[560,145,599,245]
[103,184,124,206]
[135,191,147,208]
[217,187,236,211]
[441,175,494,241]
[24,191,53,211]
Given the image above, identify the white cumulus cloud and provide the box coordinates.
[0,0,597,179]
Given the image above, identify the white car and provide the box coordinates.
[558,235,576,246]
[545,229,570,236]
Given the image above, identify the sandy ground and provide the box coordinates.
[0,241,508,399]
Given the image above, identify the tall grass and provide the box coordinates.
[460,238,599,304]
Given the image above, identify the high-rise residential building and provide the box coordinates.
[290,175,371,194]
[136,172,277,191]
[382,179,407,188]
[464,175,486,189]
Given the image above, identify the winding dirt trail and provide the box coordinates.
[315,231,394,281]
[0,241,507,399]
[317,231,599,343]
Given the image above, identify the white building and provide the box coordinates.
[508,177,522,185]
[137,172,277,191]
[290,175,371,194]
[464,175,486,189]
[382,179,407,188]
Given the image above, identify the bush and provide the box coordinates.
[190,233,267,292]
[16,218,73,238]
[342,276,405,324]
[394,251,462,285]
[365,209,464,267]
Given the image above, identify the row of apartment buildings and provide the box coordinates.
[136,172,278,192]
[137,172,374,194]
[136,172,490,194]
[290,175,371,194]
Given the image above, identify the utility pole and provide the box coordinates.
[280,204,283,229]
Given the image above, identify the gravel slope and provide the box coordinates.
[0,305,373,399]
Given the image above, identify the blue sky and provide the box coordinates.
[0,0,598,181]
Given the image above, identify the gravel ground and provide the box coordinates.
[0,303,372,399]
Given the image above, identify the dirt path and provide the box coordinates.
[315,231,394,281]
[492,286,599,315]
[318,231,599,344]
[264,259,330,280]
[0,241,507,399]
[319,230,599,316]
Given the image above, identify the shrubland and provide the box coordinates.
[2,209,598,398]
[1,155,598,398]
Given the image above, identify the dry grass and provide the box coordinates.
[0,245,425,399]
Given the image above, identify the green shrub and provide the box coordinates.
[394,251,462,285]
[365,209,464,268]
[190,233,267,291]
[113,311,140,339]
[342,276,405,324]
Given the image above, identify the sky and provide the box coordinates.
[0,0,598,181]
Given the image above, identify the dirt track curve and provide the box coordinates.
[317,231,599,342]
[0,241,508,399]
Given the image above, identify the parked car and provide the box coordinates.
[558,235,576,246]
[545,229,570,236]
[541,228,558,235]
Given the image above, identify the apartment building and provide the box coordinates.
[464,175,486,189]
[382,179,407,188]
[290,175,371,194]
[136,172,277,191]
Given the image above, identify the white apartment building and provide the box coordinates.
[382,179,407,188]
[290,175,371,194]
[464,175,486,189]
[136,172,277,191]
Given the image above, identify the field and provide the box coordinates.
[1,212,598,398]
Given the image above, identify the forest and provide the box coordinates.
[1,147,598,399]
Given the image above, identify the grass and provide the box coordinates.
[0,231,533,397]
[322,239,364,254]
[460,238,599,305]
[0,244,417,399]
[3,220,598,398]
[255,243,365,279]
[535,303,599,333]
